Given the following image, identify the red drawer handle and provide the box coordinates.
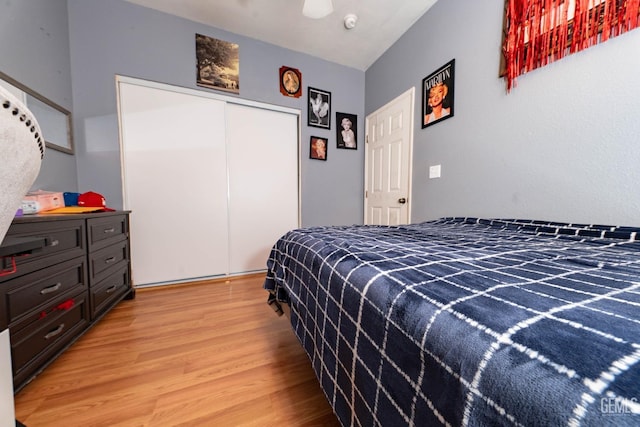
[40,282,62,295]
[0,256,17,277]
[44,323,65,340]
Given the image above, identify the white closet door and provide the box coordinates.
[118,82,229,286]
[226,103,299,274]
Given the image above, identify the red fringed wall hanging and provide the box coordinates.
[502,0,640,92]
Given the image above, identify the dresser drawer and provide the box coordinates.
[91,264,130,320]
[89,239,129,284]
[11,292,89,377]
[87,215,128,252]
[4,211,132,392]
[2,219,85,282]
[5,256,87,325]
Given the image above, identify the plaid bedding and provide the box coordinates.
[264,217,640,426]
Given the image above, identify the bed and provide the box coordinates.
[263,217,640,426]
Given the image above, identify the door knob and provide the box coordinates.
[398,198,407,204]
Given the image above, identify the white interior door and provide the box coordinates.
[226,103,300,274]
[118,81,229,286]
[364,87,414,225]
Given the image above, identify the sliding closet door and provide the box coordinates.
[118,82,229,286]
[226,104,299,273]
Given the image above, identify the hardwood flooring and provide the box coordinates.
[14,274,341,427]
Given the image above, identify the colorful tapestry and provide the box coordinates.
[503,0,640,91]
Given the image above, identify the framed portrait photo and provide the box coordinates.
[309,136,328,161]
[279,66,301,98]
[422,59,455,129]
[336,112,357,150]
[308,87,331,129]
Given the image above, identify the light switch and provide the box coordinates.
[429,164,441,179]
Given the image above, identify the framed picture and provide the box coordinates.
[0,72,74,154]
[279,66,302,98]
[196,33,239,94]
[336,112,357,150]
[309,136,328,161]
[422,59,455,129]
[308,87,331,129]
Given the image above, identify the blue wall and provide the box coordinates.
[1,0,365,228]
[366,0,640,225]
[4,0,640,227]
[0,0,77,192]
[67,0,365,227]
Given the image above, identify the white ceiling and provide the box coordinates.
[123,0,438,71]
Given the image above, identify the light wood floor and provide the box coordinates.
[14,274,341,427]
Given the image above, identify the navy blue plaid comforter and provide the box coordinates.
[264,218,640,426]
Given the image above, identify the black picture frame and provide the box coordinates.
[336,112,357,150]
[309,136,328,161]
[308,87,331,129]
[422,59,455,129]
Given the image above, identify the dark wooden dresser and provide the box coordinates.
[0,211,134,392]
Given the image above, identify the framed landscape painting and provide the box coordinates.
[196,33,239,94]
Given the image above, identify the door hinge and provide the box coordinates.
[366,135,369,144]
[365,190,368,198]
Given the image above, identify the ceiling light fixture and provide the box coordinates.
[302,0,333,19]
